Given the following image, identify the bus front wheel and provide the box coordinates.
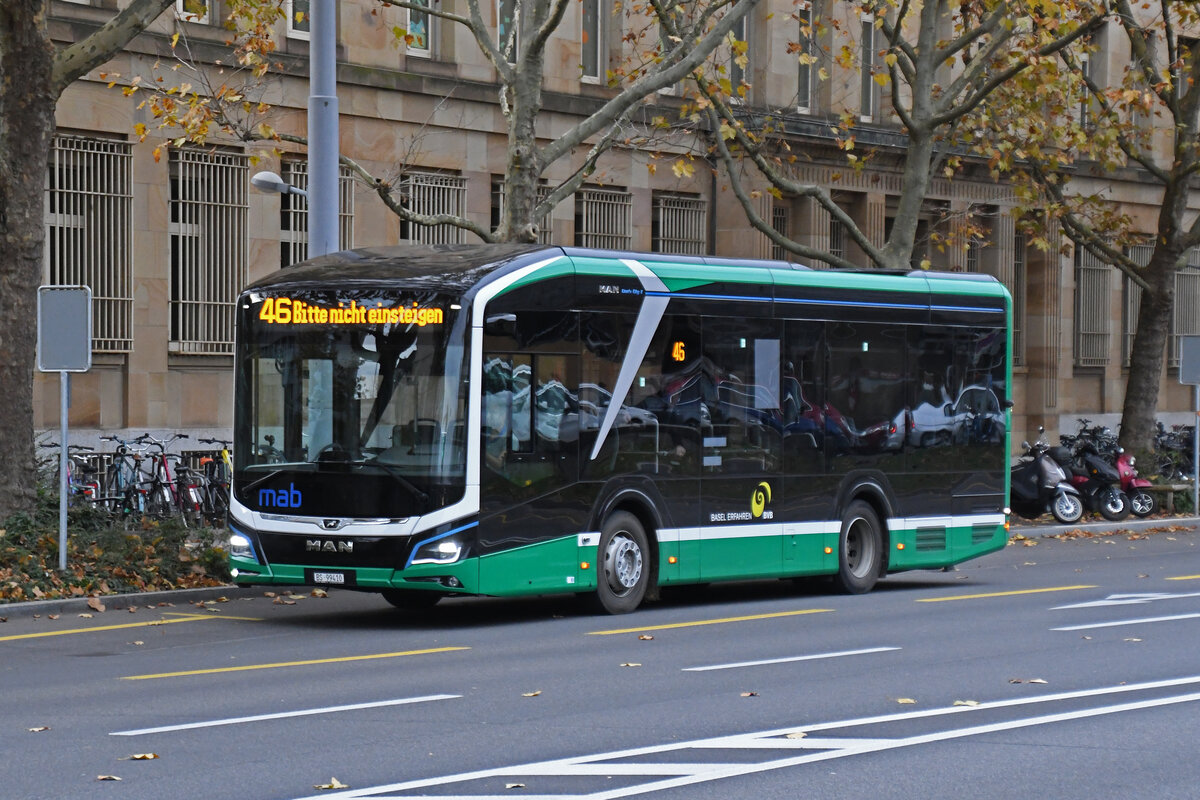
[835,500,882,594]
[591,511,650,614]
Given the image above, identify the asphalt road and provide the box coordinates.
[4,521,1200,800]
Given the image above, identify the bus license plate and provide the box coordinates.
[312,571,346,584]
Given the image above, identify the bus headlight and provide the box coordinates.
[229,532,257,562]
[410,537,463,566]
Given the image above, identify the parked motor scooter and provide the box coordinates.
[1115,448,1156,517]
[1052,439,1130,522]
[1010,436,1084,524]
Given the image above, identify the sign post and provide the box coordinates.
[1178,336,1200,513]
[37,286,92,572]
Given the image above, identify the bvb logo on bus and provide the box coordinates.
[751,481,773,519]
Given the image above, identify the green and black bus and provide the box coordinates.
[228,244,1011,613]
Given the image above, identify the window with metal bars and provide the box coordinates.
[1013,232,1027,366]
[279,161,356,267]
[491,178,553,243]
[574,186,631,249]
[398,171,466,244]
[771,203,790,261]
[1123,245,1200,368]
[168,149,248,356]
[651,192,707,255]
[1073,246,1111,367]
[828,216,845,263]
[44,135,134,353]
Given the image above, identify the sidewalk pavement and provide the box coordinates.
[3,516,1198,618]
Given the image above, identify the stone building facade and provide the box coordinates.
[37,0,1200,454]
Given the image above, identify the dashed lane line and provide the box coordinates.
[588,609,833,636]
[682,646,900,672]
[121,646,470,680]
[0,612,260,642]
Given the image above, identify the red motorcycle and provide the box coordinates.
[1116,448,1156,517]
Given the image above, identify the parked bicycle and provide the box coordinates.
[197,437,232,525]
[136,433,205,527]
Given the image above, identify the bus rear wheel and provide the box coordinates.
[381,589,442,611]
[835,500,882,594]
[591,511,650,614]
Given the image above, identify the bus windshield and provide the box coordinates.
[234,289,469,518]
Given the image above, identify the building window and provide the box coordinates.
[651,192,707,255]
[286,0,311,39]
[399,171,466,244]
[581,0,602,81]
[860,17,877,121]
[574,186,631,249]
[1125,245,1200,368]
[44,135,134,353]
[1013,232,1027,366]
[175,0,210,24]
[491,178,553,243]
[1073,245,1111,367]
[168,149,248,356]
[279,160,355,267]
[498,0,519,62]
[829,215,845,263]
[728,13,749,100]
[408,0,430,56]
[771,203,790,261]
[797,2,815,112]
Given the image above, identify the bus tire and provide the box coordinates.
[380,589,441,611]
[591,511,650,614]
[835,500,882,594]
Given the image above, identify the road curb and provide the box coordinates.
[1011,515,1200,538]
[0,584,260,617]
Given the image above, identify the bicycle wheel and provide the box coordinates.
[144,482,174,519]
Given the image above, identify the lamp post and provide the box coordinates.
[308,0,339,258]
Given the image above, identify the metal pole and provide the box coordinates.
[58,372,68,572]
[308,0,339,258]
[1193,384,1198,514]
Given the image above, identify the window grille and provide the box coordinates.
[1013,232,1027,366]
[771,204,790,261]
[44,135,134,353]
[965,239,980,273]
[279,161,355,267]
[574,186,632,249]
[168,149,248,356]
[829,216,845,262]
[1126,245,1200,368]
[651,192,707,255]
[1073,246,1111,367]
[491,178,553,243]
[399,171,466,245]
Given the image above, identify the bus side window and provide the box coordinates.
[483,353,533,469]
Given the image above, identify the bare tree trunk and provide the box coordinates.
[1120,250,1179,453]
[0,0,56,521]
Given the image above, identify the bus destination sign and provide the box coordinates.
[258,297,444,327]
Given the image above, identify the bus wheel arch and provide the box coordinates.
[834,486,891,594]
[589,492,661,613]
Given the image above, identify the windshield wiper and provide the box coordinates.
[349,460,430,505]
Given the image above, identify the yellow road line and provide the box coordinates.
[162,611,265,621]
[121,647,471,680]
[916,585,1098,603]
[589,609,833,636]
[1166,575,1200,581]
[0,613,259,642]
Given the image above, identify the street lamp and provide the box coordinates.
[251,170,308,198]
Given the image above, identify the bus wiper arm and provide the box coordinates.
[350,461,430,505]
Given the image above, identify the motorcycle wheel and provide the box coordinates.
[1130,489,1157,518]
[1051,492,1084,524]
[1099,489,1131,522]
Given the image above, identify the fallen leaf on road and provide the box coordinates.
[620,662,642,667]
[313,778,349,790]
[638,634,654,640]
[505,783,525,789]
[311,589,328,598]
[123,753,159,761]
[127,606,138,613]
[896,698,916,704]
[264,591,277,598]
[953,700,980,706]
[87,597,106,613]
[27,726,50,732]
[1124,637,1143,642]
[205,607,221,613]
[132,641,144,646]
[96,775,122,781]
[0,617,7,623]
[785,732,807,739]
[1028,678,1048,684]
[273,597,296,605]
[48,614,59,620]
[740,692,759,697]
[522,690,542,697]
[78,613,93,619]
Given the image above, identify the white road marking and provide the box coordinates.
[682,646,900,672]
[291,676,1200,800]
[109,694,461,737]
[1052,612,1200,631]
[1052,591,1200,609]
